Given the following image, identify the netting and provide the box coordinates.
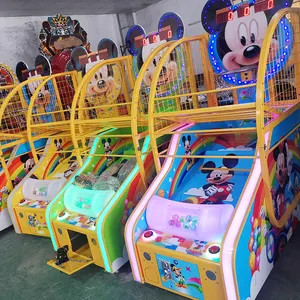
[261,10,300,125]
[71,57,134,152]
[27,72,78,143]
[147,35,257,132]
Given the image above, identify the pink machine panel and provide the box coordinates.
[146,196,234,242]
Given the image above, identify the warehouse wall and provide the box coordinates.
[134,0,206,37]
[0,14,121,72]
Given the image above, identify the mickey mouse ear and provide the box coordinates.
[35,55,52,76]
[125,25,146,56]
[201,0,232,34]
[16,61,29,83]
[264,0,294,21]
[158,12,184,41]
[98,38,118,60]
[71,46,89,71]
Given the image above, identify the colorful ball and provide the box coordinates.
[173,214,179,220]
[251,231,254,237]
[249,251,256,270]
[186,215,192,222]
[175,220,181,227]
[255,254,260,269]
[253,218,259,229]
[169,220,175,226]
[249,237,254,249]
[253,241,258,253]
[250,216,254,225]
[257,234,262,247]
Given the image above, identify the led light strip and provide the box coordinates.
[222,132,268,300]
[96,135,151,273]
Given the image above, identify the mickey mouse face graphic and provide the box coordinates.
[273,141,290,188]
[20,153,35,173]
[203,155,238,185]
[201,0,293,71]
[102,138,112,152]
[71,38,119,98]
[29,80,51,108]
[54,139,63,151]
[142,38,178,87]
[223,7,274,70]
[182,135,191,153]
[16,55,52,106]
[87,64,115,96]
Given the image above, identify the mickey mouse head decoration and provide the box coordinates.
[71,38,119,97]
[201,0,294,82]
[16,55,52,105]
[125,12,184,87]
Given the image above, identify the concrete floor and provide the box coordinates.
[1,226,300,300]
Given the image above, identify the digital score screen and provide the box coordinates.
[159,25,173,40]
[135,26,173,48]
[135,35,147,48]
[216,7,233,24]
[216,0,274,24]
[99,48,109,60]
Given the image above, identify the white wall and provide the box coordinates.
[0,14,121,72]
[134,0,206,37]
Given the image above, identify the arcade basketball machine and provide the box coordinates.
[7,62,80,236]
[44,13,190,275]
[125,2,299,300]
[0,61,49,232]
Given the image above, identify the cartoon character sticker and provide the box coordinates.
[20,153,35,174]
[272,140,299,219]
[185,154,238,204]
[102,138,112,164]
[171,264,186,287]
[182,135,194,171]
[157,255,203,299]
[54,139,64,160]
